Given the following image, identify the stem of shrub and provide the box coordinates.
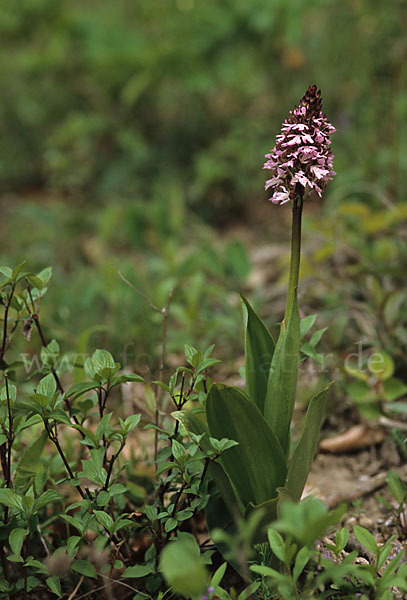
[44,420,90,500]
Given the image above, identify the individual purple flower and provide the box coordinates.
[264,85,336,205]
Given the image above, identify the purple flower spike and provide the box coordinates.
[264,85,336,205]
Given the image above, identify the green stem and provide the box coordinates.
[284,191,303,325]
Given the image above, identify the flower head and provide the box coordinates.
[264,85,336,205]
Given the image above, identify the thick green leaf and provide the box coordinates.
[206,384,287,507]
[173,410,242,517]
[286,382,334,501]
[264,294,300,454]
[240,294,275,413]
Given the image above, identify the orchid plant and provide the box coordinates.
[176,85,336,539]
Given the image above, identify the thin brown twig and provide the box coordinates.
[3,375,13,525]
[154,288,173,467]
[0,289,13,362]
[0,287,13,586]
[23,290,77,419]
[103,439,125,491]
[117,270,162,313]
[72,573,153,599]
[0,546,9,587]
[24,287,64,397]
[5,375,12,485]
[100,572,153,597]
[32,314,65,394]
[118,270,173,469]
[379,416,407,432]
[67,575,84,600]
[69,583,109,600]
[26,286,37,314]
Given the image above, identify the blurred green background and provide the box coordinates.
[0,0,406,389]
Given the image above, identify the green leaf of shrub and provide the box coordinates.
[0,266,12,279]
[173,410,242,518]
[160,538,207,597]
[9,528,28,556]
[122,565,154,578]
[383,378,407,402]
[0,489,24,511]
[172,439,187,462]
[386,471,405,504]
[37,374,57,398]
[66,382,101,400]
[96,491,110,506]
[164,518,178,532]
[300,315,317,338]
[72,560,97,578]
[275,498,346,547]
[368,351,394,381]
[353,525,378,556]
[33,490,62,513]
[267,528,286,562]
[293,546,311,583]
[14,430,48,493]
[46,576,62,597]
[196,357,221,374]
[93,510,114,531]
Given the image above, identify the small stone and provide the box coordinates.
[359,516,374,528]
